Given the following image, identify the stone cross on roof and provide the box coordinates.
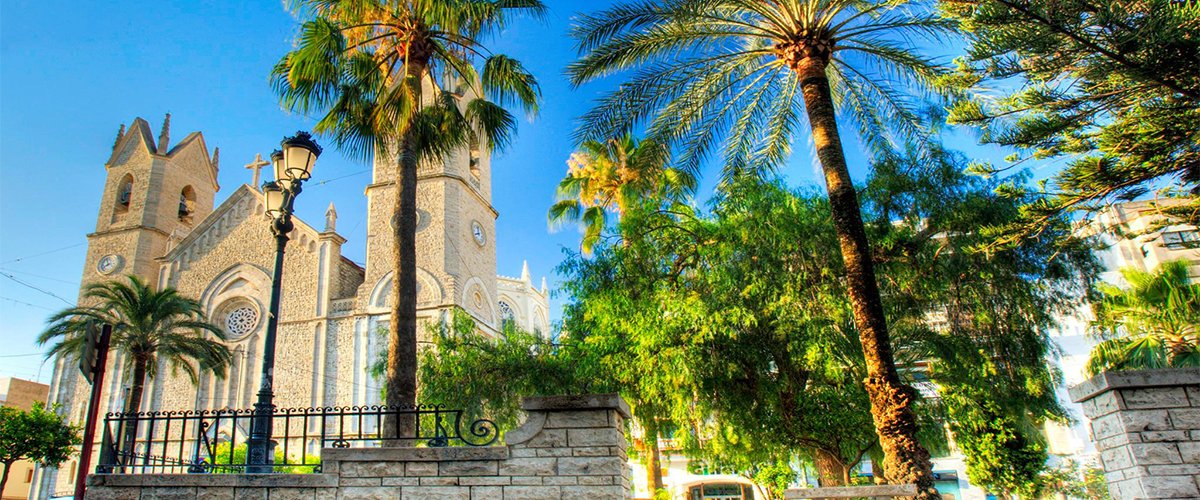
[245,153,270,189]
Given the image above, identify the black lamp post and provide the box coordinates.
[246,131,322,473]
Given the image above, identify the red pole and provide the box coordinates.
[74,324,111,500]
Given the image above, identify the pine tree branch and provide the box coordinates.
[990,0,1200,100]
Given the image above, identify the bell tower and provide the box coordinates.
[80,114,220,295]
[360,91,501,330]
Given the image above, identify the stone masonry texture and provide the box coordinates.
[1069,368,1200,499]
[84,394,634,499]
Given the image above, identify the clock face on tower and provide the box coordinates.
[471,221,486,246]
[97,254,123,275]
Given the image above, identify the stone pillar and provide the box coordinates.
[504,393,633,498]
[1069,368,1200,499]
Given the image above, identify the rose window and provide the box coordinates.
[225,306,259,337]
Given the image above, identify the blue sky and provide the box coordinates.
[0,1,1016,383]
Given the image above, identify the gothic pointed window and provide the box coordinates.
[115,174,134,214]
[498,301,515,328]
[178,186,196,222]
[468,134,481,188]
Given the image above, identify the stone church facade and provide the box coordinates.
[34,115,549,498]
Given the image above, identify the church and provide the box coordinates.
[36,115,550,496]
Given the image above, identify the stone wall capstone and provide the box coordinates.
[1069,368,1200,499]
[84,393,633,500]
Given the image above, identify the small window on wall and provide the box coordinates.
[1162,229,1199,249]
[115,174,134,213]
[178,186,196,221]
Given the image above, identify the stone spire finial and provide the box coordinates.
[541,277,548,294]
[113,123,125,151]
[325,203,338,232]
[211,147,220,171]
[521,260,531,283]
[157,112,171,152]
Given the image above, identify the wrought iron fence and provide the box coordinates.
[95,405,498,474]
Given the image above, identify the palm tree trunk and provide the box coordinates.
[791,58,938,498]
[383,59,427,442]
[121,358,148,459]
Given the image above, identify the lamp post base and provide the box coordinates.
[245,438,277,474]
[245,399,276,473]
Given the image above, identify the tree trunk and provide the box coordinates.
[790,55,939,499]
[0,460,13,497]
[383,59,427,441]
[121,358,148,457]
[813,449,850,487]
[646,425,664,494]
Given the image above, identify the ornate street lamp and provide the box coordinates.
[246,132,321,472]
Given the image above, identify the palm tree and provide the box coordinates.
[1087,260,1200,374]
[38,275,231,453]
[567,1,954,494]
[271,0,542,437]
[549,134,688,254]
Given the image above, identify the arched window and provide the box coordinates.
[468,134,481,187]
[498,301,515,328]
[115,174,134,214]
[178,185,196,221]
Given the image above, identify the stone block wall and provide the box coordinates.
[1069,368,1200,499]
[85,394,633,499]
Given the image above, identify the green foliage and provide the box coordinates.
[208,442,316,474]
[866,146,1097,495]
[425,141,1097,494]
[568,0,956,180]
[549,134,691,254]
[416,309,602,434]
[1038,460,1111,500]
[38,275,232,413]
[1087,260,1200,374]
[941,0,1200,247]
[272,0,543,162]
[752,461,797,500]
[557,144,1094,489]
[0,403,81,466]
[940,364,1047,498]
[0,403,81,492]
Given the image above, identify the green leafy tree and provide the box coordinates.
[0,403,81,494]
[548,134,689,254]
[423,147,1095,496]
[942,0,1200,246]
[1087,260,1200,374]
[1038,460,1111,500]
[272,0,542,436]
[567,1,957,493]
[415,308,596,434]
[940,365,1047,499]
[865,146,1095,495]
[38,276,231,452]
